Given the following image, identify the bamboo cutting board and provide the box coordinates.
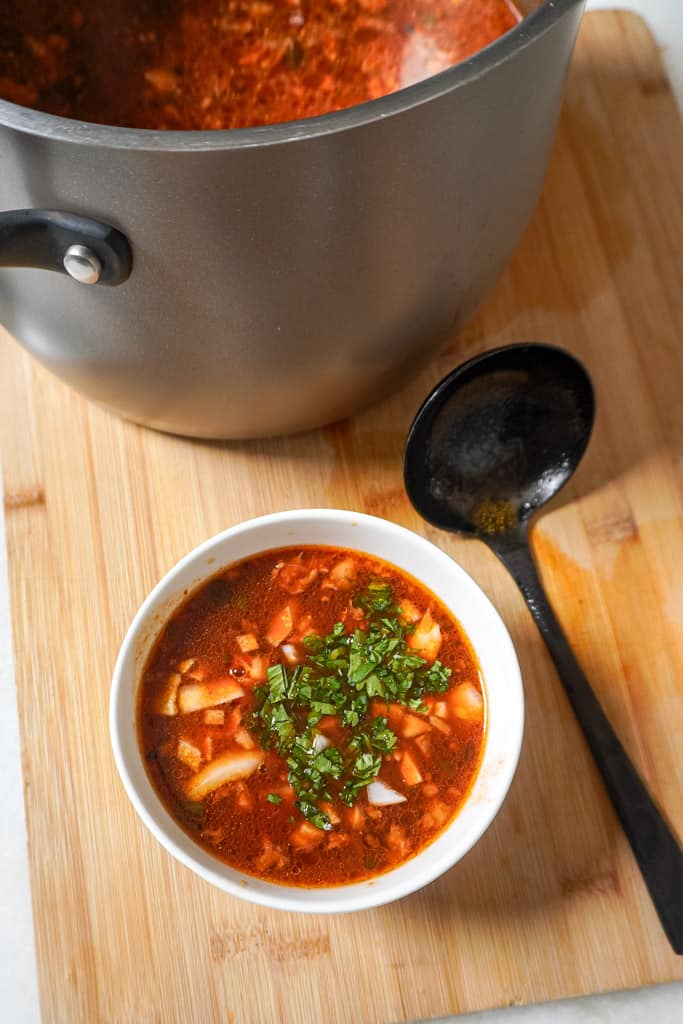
[2,11,683,1022]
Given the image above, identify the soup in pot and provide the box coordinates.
[0,0,521,130]
[138,546,486,886]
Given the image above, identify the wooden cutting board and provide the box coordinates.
[2,11,683,1022]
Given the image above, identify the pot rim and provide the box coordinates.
[0,0,583,152]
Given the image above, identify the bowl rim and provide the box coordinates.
[109,508,524,913]
[0,0,583,151]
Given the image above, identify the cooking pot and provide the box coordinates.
[0,0,584,439]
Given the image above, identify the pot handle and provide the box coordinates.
[0,209,132,285]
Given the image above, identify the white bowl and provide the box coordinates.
[110,509,524,913]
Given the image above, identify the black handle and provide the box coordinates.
[0,209,132,285]
[488,528,683,953]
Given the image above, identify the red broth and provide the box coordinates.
[0,1,521,130]
[138,546,486,886]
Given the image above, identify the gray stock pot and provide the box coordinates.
[0,0,584,438]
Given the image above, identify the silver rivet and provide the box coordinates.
[63,244,102,285]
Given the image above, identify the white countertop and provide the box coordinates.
[1,4,682,1021]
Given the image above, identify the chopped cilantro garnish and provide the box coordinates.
[250,582,451,829]
[266,793,283,805]
[266,663,288,702]
[370,715,397,753]
[296,800,332,831]
[355,579,395,613]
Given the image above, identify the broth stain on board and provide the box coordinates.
[209,925,330,964]
[562,868,620,898]
[322,420,416,524]
[585,512,640,546]
[3,486,45,510]
[362,485,411,521]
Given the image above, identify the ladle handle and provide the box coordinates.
[490,535,683,954]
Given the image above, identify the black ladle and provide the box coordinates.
[404,343,683,953]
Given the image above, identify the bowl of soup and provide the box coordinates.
[0,2,584,438]
[110,509,523,912]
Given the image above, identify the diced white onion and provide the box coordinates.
[156,672,181,716]
[185,750,263,801]
[234,727,257,750]
[367,780,407,806]
[177,679,244,714]
[312,732,331,753]
[280,643,301,665]
[177,738,202,772]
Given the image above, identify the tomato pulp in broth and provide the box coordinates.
[0,1,522,130]
[139,546,486,887]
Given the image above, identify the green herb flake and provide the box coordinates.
[266,663,288,702]
[181,800,205,821]
[297,799,332,831]
[266,793,283,805]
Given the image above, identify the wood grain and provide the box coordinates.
[2,11,683,1022]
